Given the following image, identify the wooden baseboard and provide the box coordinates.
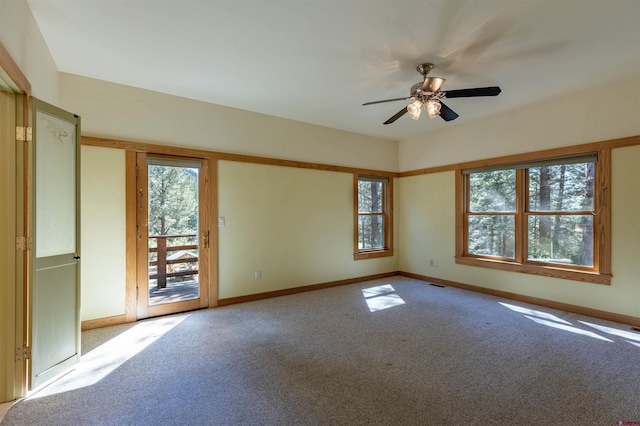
[82,271,640,330]
[81,272,399,329]
[218,272,399,306]
[399,271,640,328]
[81,314,132,331]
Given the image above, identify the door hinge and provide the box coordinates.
[16,236,31,251]
[16,126,32,141]
[15,346,31,362]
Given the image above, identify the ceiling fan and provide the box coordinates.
[363,63,501,124]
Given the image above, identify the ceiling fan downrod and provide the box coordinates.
[416,63,434,78]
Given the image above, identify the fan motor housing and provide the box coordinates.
[411,77,446,96]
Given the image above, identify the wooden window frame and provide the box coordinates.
[455,149,611,285]
[354,174,394,260]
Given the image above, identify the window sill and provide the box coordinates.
[354,249,394,260]
[454,256,611,285]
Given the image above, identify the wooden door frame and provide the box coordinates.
[0,41,31,401]
[134,152,214,319]
[0,86,19,402]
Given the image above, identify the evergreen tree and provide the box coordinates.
[148,165,198,238]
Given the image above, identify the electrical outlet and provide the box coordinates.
[255,270,261,280]
[434,259,439,267]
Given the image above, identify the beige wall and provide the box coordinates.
[397,74,640,318]
[80,146,127,321]
[59,73,398,172]
[60,74,401,321]
[78,155,399,320]
[64,70,640,321]
[398,147,640,319]
[0,0,59,103]
[399,74,640,171]
[218,161,398,299]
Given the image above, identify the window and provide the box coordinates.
[354,174,393,260]
[456,151,611,284]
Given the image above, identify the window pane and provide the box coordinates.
[528,163,594,211]
[527,215,593,267]
[358,180,383,213]
[359,215,384,249]
[468,215,515,258]
[469,170,516,212]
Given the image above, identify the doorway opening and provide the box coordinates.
[136,154,210,319]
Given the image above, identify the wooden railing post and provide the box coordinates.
[148,234,199,290]
[157,236,167,289]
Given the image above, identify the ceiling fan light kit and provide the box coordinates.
[425,99,441,119]
[407,99,440,120]
[407,99,423,120]
[363,63,501,125]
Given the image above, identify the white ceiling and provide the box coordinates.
[27,0,640,142]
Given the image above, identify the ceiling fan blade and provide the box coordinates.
[443,86,501,99]
[383,107,408,125]
[363,97,412,106]
[438,101,459,121]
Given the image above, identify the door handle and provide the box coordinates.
[73,256,80,260]
[203,231,210,249]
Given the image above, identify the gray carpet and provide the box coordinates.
[3,276,640,425]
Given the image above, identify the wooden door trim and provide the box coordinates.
[124,151,138,322]
[207,158,218,308]
[0,42,31,96]
[0,41,31,400]
[135,152,149,319]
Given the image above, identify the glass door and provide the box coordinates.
[136,153,210,319]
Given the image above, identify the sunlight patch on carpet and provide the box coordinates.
[499,302,640,344]
[362,284,405,312]
[524,316,613,342]
[499,302,571,324]
[579,321,640,343]
[28,315,189,399]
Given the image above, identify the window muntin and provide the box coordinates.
[355,175,393,259]
[460,153,607,280]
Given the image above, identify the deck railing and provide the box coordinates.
[149,234,199,289]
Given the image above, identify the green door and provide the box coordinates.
[29,99,81,390]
